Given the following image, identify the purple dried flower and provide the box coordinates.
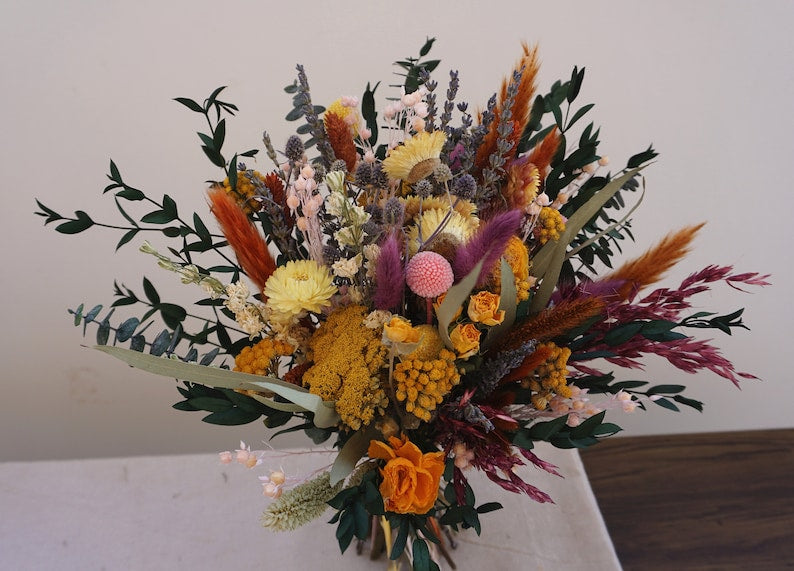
[452,209,522,285]
[451,174,476,200]
[373,233,405,311]
[284,135,304,162]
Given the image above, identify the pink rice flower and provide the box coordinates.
[405,251,454,298]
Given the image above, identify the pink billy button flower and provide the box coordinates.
[405,251,454,298]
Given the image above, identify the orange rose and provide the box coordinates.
[368,435,445,514]
[383,316,421,344]
[449,323,481,359]
[467,290,505,326]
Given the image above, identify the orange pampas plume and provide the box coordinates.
[324,112,358,173]
[474,43,540,175]
[501,297,605,352]
[527,127,560,176]
[207,187,276,294]
[605,223,706,301]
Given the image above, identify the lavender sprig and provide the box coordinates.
[295,64,336,169]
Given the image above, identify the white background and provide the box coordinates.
[2,0,791,461]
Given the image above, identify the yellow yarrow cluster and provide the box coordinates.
[536,207,566,244]
[393,348,460,422]
[222,170,267,214]
[490,235,532,302]
[525,342,572,410]
[234,337,295,376]
[302,305,388,431]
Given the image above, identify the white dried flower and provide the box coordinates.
[332,254,362,279]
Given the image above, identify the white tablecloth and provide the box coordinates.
[0,444,620,570]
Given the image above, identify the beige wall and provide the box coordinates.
[2,0,791,460]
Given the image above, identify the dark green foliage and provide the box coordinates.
[513,411,622,450]
[436,459,501,537]
[327,469,385,554]
[172,382,284,425]
[394,37,439,94]
[681,309,749,335]
[567,373,704,413]
[361,81,380,146]
[513,65,656,283]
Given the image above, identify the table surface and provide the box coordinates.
[0,444,620,570]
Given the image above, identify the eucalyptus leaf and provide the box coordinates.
[435,260,484,350]
[92,345,340,428]
[330,427,377,486]
[482,259,517,351]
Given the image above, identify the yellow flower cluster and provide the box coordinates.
[525,342,572,410]
[490,235,532,301]
[302,305,388,431]
[536,207,566,244]
[234,337,295,376]
[394,348,460,422]
[222,170,267,214]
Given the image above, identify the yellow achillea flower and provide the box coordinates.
[536,207,566,244]
[383,131,446,184]
[221,170,267,214]
[234,337,295,376]
[524,341,572,410]
[394,348,460,422]
[302,305,388,431]
[264,260,336,317]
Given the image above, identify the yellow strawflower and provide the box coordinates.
[383,131,446,183]
[264,260,337,317]
[407,208,478,254]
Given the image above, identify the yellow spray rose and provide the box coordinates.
[383,316,421,344]
[467,290,505,326]
[449,323,481,359]
[368,435,445,514]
